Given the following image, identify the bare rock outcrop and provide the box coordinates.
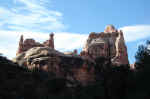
[13,47,95,86]
[13,25,129,86]
[81,25,129,66]
[16,33,54,55]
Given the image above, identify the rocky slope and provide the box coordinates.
[13,47,96,86]
[0,55,73,99]
[1,54,130,99]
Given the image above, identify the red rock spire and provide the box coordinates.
[17,35,24,55]
[49,32,54,49]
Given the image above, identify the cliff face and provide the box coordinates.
[13,47,95,86]
[81,25,129,66]
[14,25,129,86]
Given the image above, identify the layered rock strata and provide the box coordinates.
[81,25,129,65]
[14,25,129,86]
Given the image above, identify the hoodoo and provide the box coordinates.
[81,25,129,65]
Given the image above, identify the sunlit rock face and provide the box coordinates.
[13,25,129,86]
[104,24,117,33]
[16,33,54,55]
[81,25,129,66]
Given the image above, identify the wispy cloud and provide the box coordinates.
[0,0,69,58]
[0,0,66,32]
[120,25,150,42]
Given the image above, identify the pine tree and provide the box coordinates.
[135,40,150,70]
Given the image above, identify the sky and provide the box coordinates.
[0,0,150,64]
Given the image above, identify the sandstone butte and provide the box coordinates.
[13,25,129,86]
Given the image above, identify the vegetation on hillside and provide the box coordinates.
[126,40,150,99]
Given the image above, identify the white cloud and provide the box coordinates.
[0,0,66,32]
[0,45,17,59]
[0,0,79,59]
[0,47,9,55]
[120,25,150,42]
[147,45,150,50]
[54,33,88,51]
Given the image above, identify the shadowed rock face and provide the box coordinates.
[13,25,129,86]
[13,47,95,86]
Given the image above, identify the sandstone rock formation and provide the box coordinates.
[14,25,129,86]
[81,25,129,65]
[16,33,54,55]
[14,47,95,86]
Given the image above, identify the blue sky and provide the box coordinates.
[0,0,150,64]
